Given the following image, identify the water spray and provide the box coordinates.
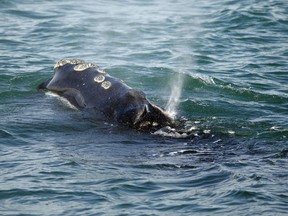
[165,72,184,118]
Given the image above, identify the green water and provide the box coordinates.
[0,0,287,215]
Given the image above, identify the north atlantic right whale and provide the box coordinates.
[38,59,174,131]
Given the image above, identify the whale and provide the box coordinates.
[38,59,174,130]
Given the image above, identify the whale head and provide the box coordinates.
[115,89,173,130]
[38,59,174,131]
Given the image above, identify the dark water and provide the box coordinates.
[1,0,287,215]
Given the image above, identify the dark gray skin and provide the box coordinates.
[38,59,174,130]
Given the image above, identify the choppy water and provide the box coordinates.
[1,0,287,215]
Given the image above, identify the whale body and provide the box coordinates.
[38,59,173,130]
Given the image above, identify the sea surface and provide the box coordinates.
[0,0,287,215]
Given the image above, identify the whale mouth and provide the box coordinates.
[115,89,173,130]
[117,104,157,129]
[133,104,151,126]
[133,104,174,130]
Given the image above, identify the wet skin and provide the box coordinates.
[38,59,173,130]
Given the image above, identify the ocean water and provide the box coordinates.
[0,0,287,215]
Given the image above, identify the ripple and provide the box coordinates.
[1,0,288,215]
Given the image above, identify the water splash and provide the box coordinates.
[165,72,184,118]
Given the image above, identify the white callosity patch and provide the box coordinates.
[54,58,111,89]
[54,59,85,69]
[74,63,97,72]
[94,74,111,90]
[101,81,112,90]
[97,68,106,74]
[94,75,105,83]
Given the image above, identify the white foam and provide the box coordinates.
[191,73,216,85]
[153,126,189,138]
